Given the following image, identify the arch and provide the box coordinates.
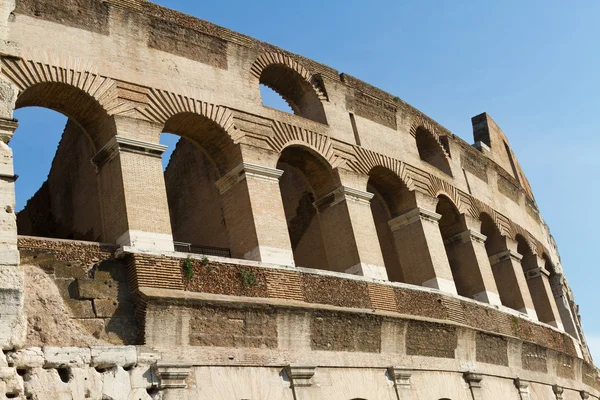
[252,52,327,124]
[268,121,344,169]
[14,82,116,152]
[414,126,452,176]
[277,145,336,270]
[516,234,560,325]
[515,234,538,272]
[278,145,337,199]
[162,112,240,177]
[161,112,242,253]
[11,85,109,241]
[479,212,507,256]
[366,166,416,283]
[541,253,557,276]
[2,57,118,150]
[436,195,472,298]
[141,88,237,139]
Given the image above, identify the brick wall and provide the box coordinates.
[127,251,577,357]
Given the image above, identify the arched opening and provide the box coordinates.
[516,235,560,326]
[259,64,327,124]
[480,213,524,311]
[161,113,240,257]
[277,146,334,270]
[436,196,470,297]
[366,167,414,283]
[260,84,294,114]
[13,83,112,243]
[415,127,452,176]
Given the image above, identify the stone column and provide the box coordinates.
[524,258,564,329]
[0,117,25,349]
[551,274,579,338]
[488,239,537,319]
[464,373,483,400]
[93,135,174,252]
[216,163,295,266]
[154,362,192,400]
[444,227,501,305]
[285,365,317,400]
[314,186,388,280]
[388,208,457,295]
[388,367,412,400]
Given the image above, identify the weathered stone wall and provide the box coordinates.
[0,0,596,397]
[17,119,102,241]
[126,251,577,357]
[18,237,138,346]
[140,285,600,399]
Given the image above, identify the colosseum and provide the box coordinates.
[0,0,596,399]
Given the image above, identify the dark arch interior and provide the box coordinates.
[367,167,414,283]
[260,64,327,124]
[415,127,452,176]
[479,213,505,255]
[277,146,335,269]
[436,196,470,297]
[516,235,537,272]
[162,112,239,176]
[162,113,240,254]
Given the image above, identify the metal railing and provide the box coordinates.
[173,241,231,258]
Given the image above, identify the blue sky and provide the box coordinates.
[11,1,600,359]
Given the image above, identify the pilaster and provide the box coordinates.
[154,362,192,400]
[313,185,388,280]
[444,228,501,305]
[388,207,457,295]
[216,162,294,266]
[489,245,537,319]
[0,116,24,349]
[464,372,483,400]
[514,378,531,400]
[94,132,174,252]
[524,259,564,329]
[551,274,580,338]
[285,365,316,400]
[388,367,412,400]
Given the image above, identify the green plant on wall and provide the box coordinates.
[239,268,257,288]
[512,316,520,336]
[183,256,194,280]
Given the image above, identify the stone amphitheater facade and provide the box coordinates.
[0,0,597,399]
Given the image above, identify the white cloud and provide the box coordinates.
[586,333,600,364]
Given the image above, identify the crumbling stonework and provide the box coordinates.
[0,0,596,398]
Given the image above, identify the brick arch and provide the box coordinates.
[269,121,344,170]
[411,123,452,176]
[512,225,540,256]
[1,57,119,150]
[161,111,240,177]
[251,52,328,100]
[472,199,512,238]
[252,52,328,124]
[348,146,415,191]
[367,165,415,217]
[140,88,237,139]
